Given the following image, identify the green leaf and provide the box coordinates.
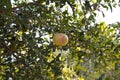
[108,3,113,12]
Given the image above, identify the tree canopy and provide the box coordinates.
[0,0,120,80]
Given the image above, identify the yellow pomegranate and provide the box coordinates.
[53,33,68,47]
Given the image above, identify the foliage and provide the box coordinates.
[0,0,120,80]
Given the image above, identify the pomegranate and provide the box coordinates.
[53,33,68,47]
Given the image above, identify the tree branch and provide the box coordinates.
[0,1,43,13]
